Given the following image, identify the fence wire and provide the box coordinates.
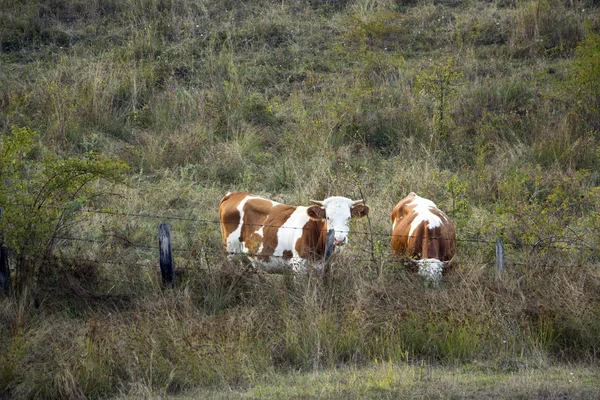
[47,207,600,269]
[74,207,599,248]
[73,208,495,243]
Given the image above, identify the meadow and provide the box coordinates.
[1,0,600,398]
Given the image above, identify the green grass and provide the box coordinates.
[170,363,600,399]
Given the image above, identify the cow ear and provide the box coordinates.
[307,205,326,220]
[351,203,370,218]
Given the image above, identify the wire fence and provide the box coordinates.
[72,208,497,242]
[48,207,600,272]
[73,207,600,245]
[0,203,592,295]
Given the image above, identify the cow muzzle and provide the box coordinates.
[334,237,347,246]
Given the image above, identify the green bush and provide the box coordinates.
[0,126,128,294]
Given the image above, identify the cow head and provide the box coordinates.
[307,197,370,246]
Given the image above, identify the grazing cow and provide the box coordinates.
[390,192,456,284]
[219,192,370,273]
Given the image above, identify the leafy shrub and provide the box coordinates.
[0,126,128,294]
[492,168,600,267]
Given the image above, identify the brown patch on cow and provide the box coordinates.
[429,207,455,263]
[295,218,327,260]
[218,192,245,249]
[282,250,293,260]
[390,194,420,258]
[240,197,274,254]
[221,197,295,259]
[219,192,306,259]
[219,192,233,206]
[390,192,417,225]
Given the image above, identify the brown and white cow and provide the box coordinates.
[219,192,370,273]
[390,192,456,283]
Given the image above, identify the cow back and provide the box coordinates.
[219,192,327,262]
[391,193,456,264]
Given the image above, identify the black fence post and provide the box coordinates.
[324,228,335,262]
[496,237,505,277]
[158,222,174,288]
[0,208,10,294]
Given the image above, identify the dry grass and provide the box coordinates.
[2,258,600,398]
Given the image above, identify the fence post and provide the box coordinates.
[324,228,335,262]
[158,222,174,288]
[0,208,10,294]
[496,237,505,277]
[357,188,378,277]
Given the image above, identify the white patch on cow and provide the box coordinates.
[224,196,248,254]
[417,258,443,287]
[273,206,311,258]
[408,195,443,238]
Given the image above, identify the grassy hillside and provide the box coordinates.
[1,0,600,398]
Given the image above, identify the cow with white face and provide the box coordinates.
[390,192,456,284]
[219,192,370,274]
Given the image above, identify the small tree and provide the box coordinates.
[566,30,600,131]
[0,126,128,295]
[414,58,463,151]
